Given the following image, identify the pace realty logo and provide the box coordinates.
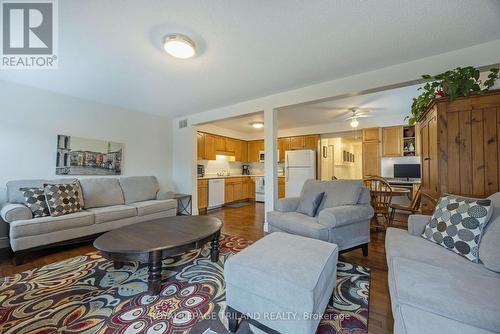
[1,0,58,69]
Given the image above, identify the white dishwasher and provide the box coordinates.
[208,178,225,210]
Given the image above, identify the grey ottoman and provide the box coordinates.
[224,232,338,334]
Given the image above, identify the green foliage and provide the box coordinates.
[406,67,500,125]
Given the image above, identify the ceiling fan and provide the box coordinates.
[337,108,372,128]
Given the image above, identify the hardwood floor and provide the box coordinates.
[0,202,402,334]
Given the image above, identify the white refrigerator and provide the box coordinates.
[285,149,316,197]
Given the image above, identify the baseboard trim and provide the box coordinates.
[0,237,10,249]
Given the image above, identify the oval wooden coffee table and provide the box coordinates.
[94,216,222,295]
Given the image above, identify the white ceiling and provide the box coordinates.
[278,84,421,130]
[206,84,421,133]
[1,1,499,118]
[201,112,264,134]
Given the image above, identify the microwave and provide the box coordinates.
[259,150,279,163]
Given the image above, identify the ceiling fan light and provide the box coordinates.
[250,122,264,129]
[350,118,359,128]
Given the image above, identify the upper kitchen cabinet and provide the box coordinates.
[241,141,248,162]
[204,134,217,160]
[197,132,248,162]
[277,137,290,161]
[303,135,320,150]
[290,136,305,150]
[248,140,264,162]
[382,126,403,157]
[197,132,205,160]
[362,127,380,142]
[287,135,320,151]
[225,138,240,158]
[215,135,226,151]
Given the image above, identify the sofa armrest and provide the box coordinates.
[1,203,32,223]
[276,197,300,212]
[318,204,374,228]
[407,214,432,236]
[157,191,175,200]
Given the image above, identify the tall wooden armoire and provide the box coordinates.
[419,90,500,213]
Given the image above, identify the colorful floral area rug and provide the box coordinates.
[0,235,370,334]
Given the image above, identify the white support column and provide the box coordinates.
[263,108,278,232]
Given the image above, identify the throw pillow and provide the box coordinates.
[297,192,325,217]
[20,187,50,218]
[44,183,83,217]
[422,195,492,262]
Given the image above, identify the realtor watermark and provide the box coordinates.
[1,0,58,69]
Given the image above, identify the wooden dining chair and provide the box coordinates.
[388,184,422,227]
[363,176,393,229]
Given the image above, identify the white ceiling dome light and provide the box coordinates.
[250,122,264,129]
[163,34,196,59]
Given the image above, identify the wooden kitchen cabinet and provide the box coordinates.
[248,177,256,199]
[303,135,320,150]
[241,141,248,162]
[225,138,242,161]
[197,132,205,160]
[362,141,381,178]
[197,179,208,210]
[215,135,226,151]
[248,140,264,162]
[362,128,381,142]
[278,137,290,161]
[382,126,403,157]
[278,177,285,198]
[224,181,233,203]
[224,177,249,203]
[204,134,217,160]
[290,136,305,150]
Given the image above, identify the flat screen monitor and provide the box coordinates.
[394,164,421,179]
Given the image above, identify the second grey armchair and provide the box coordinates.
[267,179,374,255]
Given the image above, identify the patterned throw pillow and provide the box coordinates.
[20,187,50,218]
[422,195,492,262]
[44,183,83,217]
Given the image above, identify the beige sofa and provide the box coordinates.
[0,176,177,264]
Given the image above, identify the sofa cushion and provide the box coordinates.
[9,211,94,238]
[119,176,159,204]
[44,183,83,217]
[394,303,496,334]
[422,195,492,262]
[87,205,137,224]
[301,179,363,211]
[297,191,324,217]
[130,199,176,216]
[267,211,329,241]
[79,178,125,209]
[225,232,338,315]
[386,228,500,279]
[20,187,50,218]
[479,192,500,272]
[390,256,500,332]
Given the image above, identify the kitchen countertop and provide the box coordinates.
[198,174,285,180]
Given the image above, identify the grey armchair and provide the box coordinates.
[267,179,374,255]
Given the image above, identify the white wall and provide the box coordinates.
[0,80,173,244]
